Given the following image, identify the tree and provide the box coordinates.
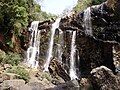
[73,0,92,13]
[73,0,106,13]
[0,0,56,52]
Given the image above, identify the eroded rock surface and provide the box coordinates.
[90,66,120,90]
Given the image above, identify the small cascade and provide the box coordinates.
[44,18,61,71]
[57,43,63,62]
[26,21,41,68]
[69,31,78,80]
[57,29,64,62]
[84,7,93,36]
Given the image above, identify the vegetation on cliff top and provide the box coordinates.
[74,0,106,13]
[0,0,56,51]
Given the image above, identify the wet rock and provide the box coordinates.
[38,20,52,29]
[49,58,71,82]
[90,66,120,90]
[59,2,117,77]
[78,1,120,43]
[76,36,115,77]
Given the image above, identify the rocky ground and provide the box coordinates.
[0,61,92,90]
[0,63,119,90]
[0,64,55,90]
[0,45,119,90]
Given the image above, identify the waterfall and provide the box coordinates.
[69,31,78,80]
[57,43,63,62]
[57,29,64,62]
[26,21,41,68]
[84,7,93,36]
[44,18,61,71]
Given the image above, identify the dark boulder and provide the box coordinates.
[90,66,120,90]
[49,58,71,82]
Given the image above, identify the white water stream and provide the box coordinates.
[84,7,93,36]
[69,31,78,80]
[26,21,41,68]
[43,18,61,71]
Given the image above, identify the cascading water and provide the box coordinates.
[57,43,63,62]
[69,31,78,80]
[44,18,61,71]
[84,7,93,36]
[57,29,64,62]
[26,21,41,68]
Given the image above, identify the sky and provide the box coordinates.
[36,0,78,15]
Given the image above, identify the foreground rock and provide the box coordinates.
[0,79,25,90]
[49,58,71,82]
[79,78,93,90]
[3,64,12,69]
[46,79,80,90]
[0,79,46,90]
[2,73,20,80]
[90,66,120,90]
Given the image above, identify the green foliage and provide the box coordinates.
[74,0,92,13]
[0,50,6,64]
[74,0,106,13]
[6,66,30,82]
[0,0,56,49]
[35,4,41,12]
[41,72,52,81]
[92,0,106,5]
[0,52,22,66]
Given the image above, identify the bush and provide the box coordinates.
[0,50,6,63]
[6,66,30,82]
[41,72,52,81]
[0,52,22,66]
[92,0,106,5]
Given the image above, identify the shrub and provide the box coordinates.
[0,52,22,66]
[6,66,30,82]
[0,50,6,63]
[41,72,52,81]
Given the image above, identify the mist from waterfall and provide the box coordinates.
[84,7,93,36]
[69,31,78,80]
[44,18,61,71]
[26,21,41,68]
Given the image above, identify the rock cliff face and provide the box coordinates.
[76,2,120,43]
[59,1,120,77]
